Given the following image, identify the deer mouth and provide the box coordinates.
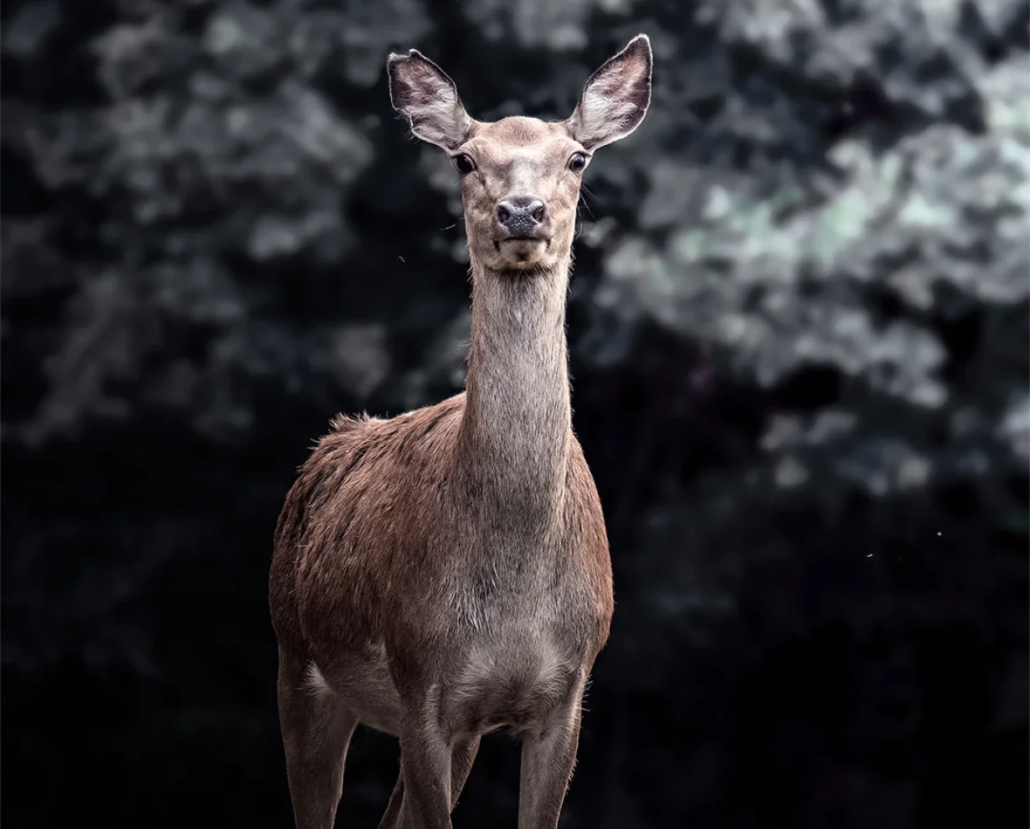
[494,237,550,264]
[494,237,549,247]
[494,235,552,252]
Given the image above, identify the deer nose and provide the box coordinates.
[496,197,547,237]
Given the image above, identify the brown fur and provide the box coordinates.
[270,34,652,829]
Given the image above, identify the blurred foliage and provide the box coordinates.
[1,0,1027,827]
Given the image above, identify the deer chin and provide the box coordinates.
[492,238,551,270]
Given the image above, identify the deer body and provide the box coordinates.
[270,36,652,829]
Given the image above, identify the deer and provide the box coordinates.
[269,34,652,829]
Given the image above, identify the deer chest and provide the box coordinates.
[441,622,584,738]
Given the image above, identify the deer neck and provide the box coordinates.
[458,254,572,520]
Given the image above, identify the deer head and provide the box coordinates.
[387,35,652,275]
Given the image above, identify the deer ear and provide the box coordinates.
[568,34,652,150]
[387,49,473,150]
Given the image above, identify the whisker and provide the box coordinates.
[577,189,598,222]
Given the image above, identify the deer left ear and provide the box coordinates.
[568,34,652,150]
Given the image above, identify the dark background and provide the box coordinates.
[2,0,1028,827]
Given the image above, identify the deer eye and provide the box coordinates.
[453,153,476,174]
[569,152,589,172]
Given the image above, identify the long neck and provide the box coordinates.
[457,255,572,520]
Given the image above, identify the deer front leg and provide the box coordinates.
[395,702,454,829]
[277,649,359,829]
[376,775,404,829]
[377,735,480,829]
[517,690,585,829]
[449,735,481,809]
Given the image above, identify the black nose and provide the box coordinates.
[496,197,547,237]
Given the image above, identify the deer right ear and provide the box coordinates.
[387,50,473,151]
[568,34,652,150]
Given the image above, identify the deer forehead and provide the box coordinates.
[466,116,579,168]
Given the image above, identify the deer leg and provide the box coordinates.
[392,703,455,829]
[517,695,584,829]
[376,775,405,829]
[449,736,480,809]
[277,649,359,829]
[377,737,476,829]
